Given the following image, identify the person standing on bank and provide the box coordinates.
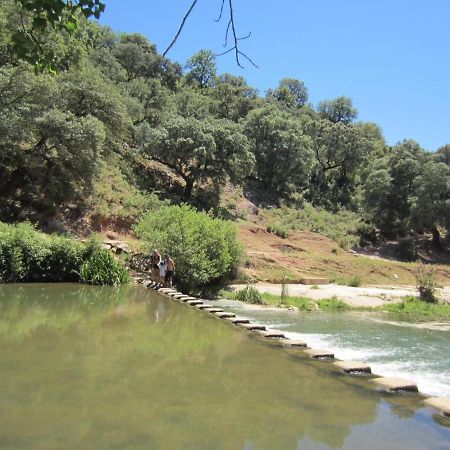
[150,249,161,282]
[165,255,175,287]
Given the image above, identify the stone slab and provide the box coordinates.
[257,329,285,339]
[196,304,214,310]
[158,288,176,293]
[213,312,236,319]
[304,349,335,359]
[207,308,224,313]
[241,323,266,331]
[299,277,328,285]
[186,300,203,306]
[173,294,190,299]
[168,292,183,297]
[226,317,250,324]
[334,360,371,374]
[180,297,197,302]
[278,339,307,348]
[372,377,418,393]
[195,304,213,309]
[424,397,450,417]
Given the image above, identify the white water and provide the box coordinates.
[217,300,450,397]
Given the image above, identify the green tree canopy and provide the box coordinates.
[317,96,358,124]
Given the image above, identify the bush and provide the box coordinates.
[235,286,264,304]
[348,274,362,287]
[415,264,439,303]
[135,205,242,292]
[396,237,417,262]
[266,223,289,238]
[80,249,131,285]
[0,222,130,285]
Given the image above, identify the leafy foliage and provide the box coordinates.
[415,264,439,303]
[135,205,242,292]
[0,222,129,285]
[235,286,264,304]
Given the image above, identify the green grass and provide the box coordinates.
[221,289,350,312]
[378,296,450,318]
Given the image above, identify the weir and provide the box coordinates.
[139,277,450,420]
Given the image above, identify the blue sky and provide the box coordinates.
[100,0,450,151]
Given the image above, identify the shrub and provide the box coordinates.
[235,286,264,304]
[396,237,417,262]
[348,274,362,287]
[415,264,439,303]
[266,223,289,238]
[135,204,242,292]
[0,222,130,285]
[80,249,131,286]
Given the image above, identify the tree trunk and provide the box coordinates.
[183,179,194,201]
[431,226,442,248]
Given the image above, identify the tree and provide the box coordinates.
[363,140,426,236]
[209,73,259,121]
[409,161,450,247]
[307,119,369,209]
[137,116,253,200]
[8,0,105,70]
[244,105,314,196]
[317,96,358,124]
[185,49,217,89]
[267,78,308,108]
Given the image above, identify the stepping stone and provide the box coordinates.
[168,292,183,297]
[257,329,285,339]
[304,349,335,360]
[186,300,203,306]
[173,294,190,299]
[241,323,266,331]
[278,338,307,348]
[214,311,236,319]
[207,308,224,313]
[196,304,213,309]
[334,360,371,374]
[158,288,176,293]
[146,282,154,288]
[424,397,450,417]
[196,304,214,310]
[226,317,250,324]
[180,297,197,302]
[372,377,418,393]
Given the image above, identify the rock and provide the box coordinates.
[180,297,197,302]
[158,288,177,294]
[372,377,418,393]
[173,294,190,299]
[424,397,450,417]
[241,323,266,331]
[334,360,371,374]
[207,308,224,313]
[213,312,236,319]
[257,329,285,339]
[304,349,335,359]
[115,242,130,254]
[186,300,203,306]
[278,339,307,348]
[106,231,118,239]
[101,243,112,250]
[167,292,183,297]
[196,304,214,310]
[226,317,250,324]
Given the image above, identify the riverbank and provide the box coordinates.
[229,282,450,307]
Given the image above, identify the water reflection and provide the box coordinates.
[0,284,448,450]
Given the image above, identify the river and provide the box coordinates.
[0,284,449,450]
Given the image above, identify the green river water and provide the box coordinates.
[0,284,449,450]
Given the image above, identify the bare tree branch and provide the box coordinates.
[215,0,258,68]
[163,0,198,57]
